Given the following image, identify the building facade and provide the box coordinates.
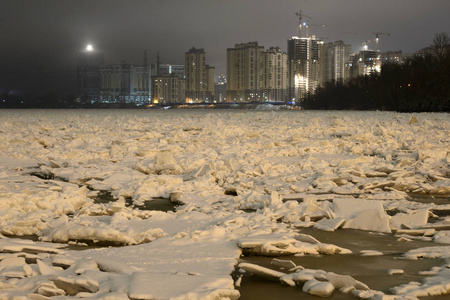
[151,74,185,104]
[76,51,104,102]
[320,40,352,85]
[226,42,288,102]
[288,36,323,103]
[214,74,227,102]
[157,64,185,78]
[99,63,151,104]
[261,47,288,102]
[185,48,214,103]
[381,50,409,64]
[350,50,381,78]
[226,42,265,102]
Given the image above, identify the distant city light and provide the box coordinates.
[86,44,94,52]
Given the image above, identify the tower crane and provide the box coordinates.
[305,22,326,38]
[362,39,373,50]
[295,10,311,38]
[362,32,390,51]
[372,32,390,50]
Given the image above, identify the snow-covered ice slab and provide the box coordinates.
[238,234,351,256]
[332,198,391,233]
[390,208,429,230]
[0,237,66,254]
[129,272,239,300]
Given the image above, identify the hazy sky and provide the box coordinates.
[1,0,449,99]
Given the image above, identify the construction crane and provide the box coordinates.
[295,10,311,38]
[362,39,373,50]
[362,32,391,51]
[373,32,390,50]
[305,22,326,38]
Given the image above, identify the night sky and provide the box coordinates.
[1,0,449,100]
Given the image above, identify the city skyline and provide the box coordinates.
[1,0,449,100]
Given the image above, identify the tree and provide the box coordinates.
[303,32,450,111]
[432,32,449,59]
[432,32,450,110]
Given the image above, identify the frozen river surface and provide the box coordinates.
[0,109,449,299]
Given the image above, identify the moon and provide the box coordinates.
[86,44,93,51]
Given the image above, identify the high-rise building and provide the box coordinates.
[226,42,287,102]
[206,65,215,102]
[157,64,185,78]
[320,41,352,85]
[287,36,323,103]
[226,42,265,102]
[262,47,288,102]
[185,48,214,103]
[214,74,227,102]
[77,48,104,102]
[151,74,185,104]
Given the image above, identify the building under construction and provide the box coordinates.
[287,36,322,103]
[350,49,381,78]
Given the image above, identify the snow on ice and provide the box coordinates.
[0,109,449,299]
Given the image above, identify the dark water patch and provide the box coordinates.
[236,273,352,300]
[236,228,446,299]
[408,193,450,205]
[431,209,450,217]
[421,296,450,300]
[93,191,178,212]
[237,255,444,299]
[298,227,437,255]
[93,190,115,203]
[126,198,178,212]
[225,187,238,196]
[29,170,55,180]
[6,235,40,242]
[386,209,399,216]
[66,239,126,249]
